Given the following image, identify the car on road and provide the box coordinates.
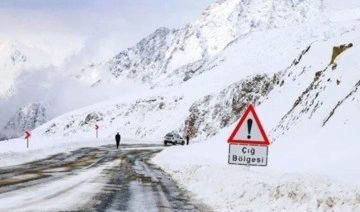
[164,132,185,146]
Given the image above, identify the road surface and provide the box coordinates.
[0,144,210,211]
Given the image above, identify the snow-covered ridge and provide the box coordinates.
[0,43,27,98]
[79,0,326,88]
[33,21,360,144]
[193,0,324,55]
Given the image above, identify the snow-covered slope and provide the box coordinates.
[32,22,358,142]
[150,21,360,211]
[78,0,325,88]
[0,0,330,141]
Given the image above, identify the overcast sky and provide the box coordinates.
[0,0,214,65]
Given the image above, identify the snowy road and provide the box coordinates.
[0,144,210,211]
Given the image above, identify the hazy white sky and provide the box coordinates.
[0,0,214,65]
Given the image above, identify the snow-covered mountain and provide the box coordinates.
[32,0,359,142]
[150,27,360,211]
[32,24,360,142]
[77,0,325,87]
[0,43,147,141]
[0,42,27,98]
[0,41,57,97]
[0,0,335,142]
[0,103,47,140]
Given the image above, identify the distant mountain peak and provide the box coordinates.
[0,43,28,98]
[10,49,27,65]
[78,0,326,89]
[0,103,47,140]
[0,42,27,65]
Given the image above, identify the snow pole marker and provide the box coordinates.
[24,131,31,148]
[95,124,99,139]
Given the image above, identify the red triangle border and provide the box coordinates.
[227,104,270,145]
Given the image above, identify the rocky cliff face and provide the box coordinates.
[269,41,359,143]
[183,73,282,139]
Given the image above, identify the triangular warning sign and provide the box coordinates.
[227,104,270,145]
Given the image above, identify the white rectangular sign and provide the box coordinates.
[228,144,268,166]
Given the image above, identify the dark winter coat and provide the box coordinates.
[115,133,121,143]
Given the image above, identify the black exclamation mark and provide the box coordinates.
[247,119,253,139]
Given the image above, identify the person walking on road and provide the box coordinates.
[186,135,190,145]
[115,132,121,149]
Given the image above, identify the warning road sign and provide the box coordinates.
[24,130,31,148]
[24,131,31,139]
[227,104,270,145]
[228,144,268,166]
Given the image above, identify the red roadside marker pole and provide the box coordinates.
[24,131,31,148]
[95,125,99,138]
